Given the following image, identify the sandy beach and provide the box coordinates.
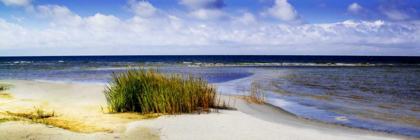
[0,80,417,140]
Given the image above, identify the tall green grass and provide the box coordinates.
[104,68,218,114]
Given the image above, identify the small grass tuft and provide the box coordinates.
[104,67,218,114]
[0,93,14,100]
[6,107,56,120]
[2,107,56,126]
[241,82,268,104]
[0,117,23,123]
[0,84,9,92]
[35,107,55,118]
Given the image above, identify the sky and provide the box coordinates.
[0,0,420,56]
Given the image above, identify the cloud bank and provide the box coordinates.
[0,0,419,55]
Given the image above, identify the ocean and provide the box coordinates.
[0,55,419,137]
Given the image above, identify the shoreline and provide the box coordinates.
[227,96,417,139]
[217,67,420,138]
[3,61,420,68]
[0,80,418,139]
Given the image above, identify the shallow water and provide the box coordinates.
[0,56,419,137]
[250,66,420,137]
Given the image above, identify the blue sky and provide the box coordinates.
[0,0,420,56]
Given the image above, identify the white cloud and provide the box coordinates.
[168,15,183,30]
[35,5,124,33]
[83,14,121,32]
[232,12,256,25]
[37,5,74,18]
[1,0,31,6]
[127,0,158,17]
[347,3,363,14]
[377,2,413,21]
[383,11,409,20]
[36,5,83,26]
[378,7,409,21]
[0,18,29,48]
[1,0,34,11]
[1,1,419,55]
[1,13,420,55]
[189,9,228,20]
[260,0,303,23]
[11,15,24,22]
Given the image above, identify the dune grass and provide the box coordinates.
[0,93,13,100]
[0,117,22,123]
[6,107,55,120]
[104,67,218,114]
[2,107,56,125]
[241,82,268,104]
[0,84,8,92]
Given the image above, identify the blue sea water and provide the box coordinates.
[1,55,419,64]
[0,55,419,137]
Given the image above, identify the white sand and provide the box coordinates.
[0,121,158,140]
[0,80,415,140]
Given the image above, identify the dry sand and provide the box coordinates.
[0,80,416,140]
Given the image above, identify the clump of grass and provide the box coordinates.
[241,82,268,104]
[0,93,14,100]
[0,84,9,92]
[0,117,23,123]
[104,68,218,114]
[4,107,56,125]
[35,107,55,118]
[7,107,55,119]
[4,108,113,133]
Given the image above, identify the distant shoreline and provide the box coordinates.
[1,55,420,57]
[1,55,419,65]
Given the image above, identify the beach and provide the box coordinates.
[0,79,416,140]
[1,0,420,137]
